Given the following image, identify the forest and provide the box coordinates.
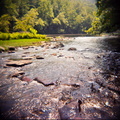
[0,0,96,34]
[87,0,120,34]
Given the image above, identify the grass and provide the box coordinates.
[0,38,49,50]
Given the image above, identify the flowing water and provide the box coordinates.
[0,36,120,119]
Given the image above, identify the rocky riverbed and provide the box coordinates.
[0,36,120,119]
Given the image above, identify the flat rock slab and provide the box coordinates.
[6,60,32,67]
[36,56,44,59]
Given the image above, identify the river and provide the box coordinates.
[0,36,120,119]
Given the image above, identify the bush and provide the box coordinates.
[0,32,47,40]
[0,33,10,40]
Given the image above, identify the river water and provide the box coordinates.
[0,36,120,119]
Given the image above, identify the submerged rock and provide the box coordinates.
[6,60,32,67]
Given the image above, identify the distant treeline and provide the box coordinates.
[0,0,96,34]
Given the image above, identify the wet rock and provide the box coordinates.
[58,42,64,47]
[96,55,101,58]
[40,41,49,47]
[21,76,33,82]
[62,83,80,88]
[51,53,57,56]
[11,71,25,77]
[51,42,64,49]
[58,100,82,119]
[68,47,77,51]
[8,47,16,51]
[23,47,29,49]
[0,46,5,52]
[6,60,32,67]
[36,56,44,59]
[58,106,71,119]
[34,77,54,86]
[45,45,50,49]
[8,51,15,53]
[22,55,26,57]
[23,52,30,54]
[57,55,64,58]
[90,82,101,93]
[9,57,23,61]
[71,84,81,88]
[32,108,49,119]
[78,100,82,112]
[23,57,33,60]
[3,65,8,68]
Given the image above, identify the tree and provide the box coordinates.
[87,0,120,34]
[0,0,96,34]
[38,0,54,24]
[14,8,43,32]
[0,14,11,32]
[97,0,120,33]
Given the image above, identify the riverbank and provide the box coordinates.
[0,38,50,52]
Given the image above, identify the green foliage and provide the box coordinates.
[0,33,10,40]
[85,13,102,35]
[0,0,96,34]
[0,14,11,32]
[14,8,39,32]
[87,0,120,34]
[29,28,37,35]
[0,32,47,40]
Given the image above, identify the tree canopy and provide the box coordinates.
[86,0,120,34]
[0,0,96,34]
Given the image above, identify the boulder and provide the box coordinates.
[8,47,16,51]
[6,60,32,67]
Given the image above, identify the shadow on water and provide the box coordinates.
[0,87,16,119]
[97,37,120,81]
[99,37,120,52]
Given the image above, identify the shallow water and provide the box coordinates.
[0,36,120,119]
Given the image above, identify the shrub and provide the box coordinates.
[10,32,20,39]
[0,33,10,40]
[0,32,47,40]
